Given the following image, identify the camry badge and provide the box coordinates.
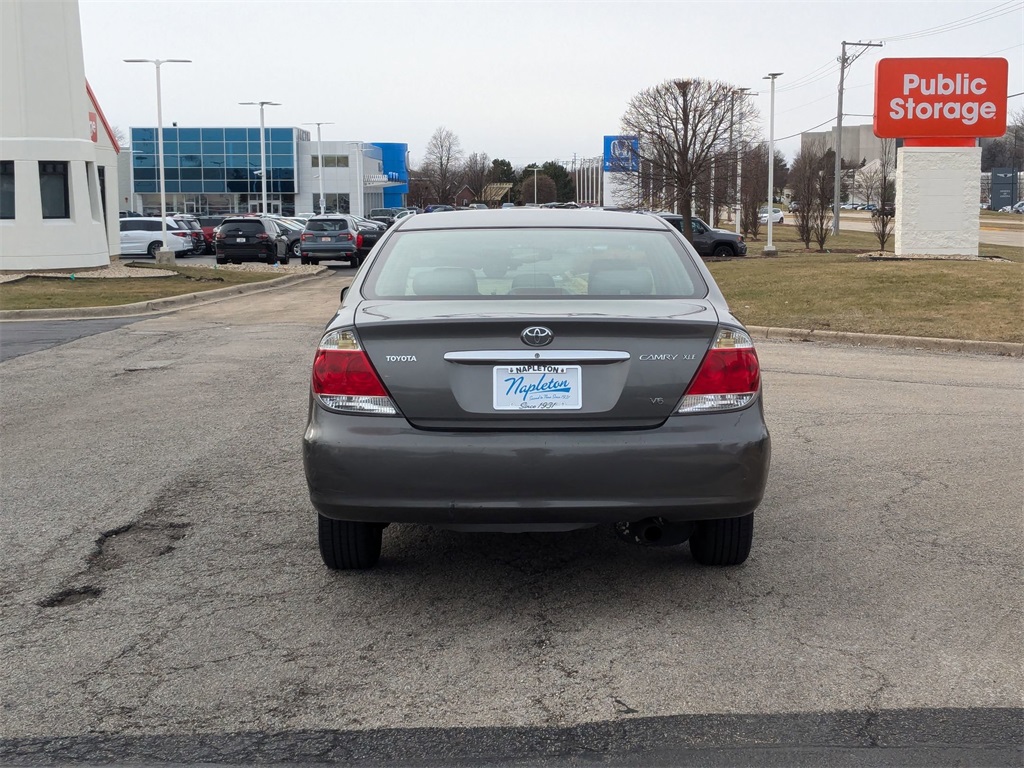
[521,326,554,347]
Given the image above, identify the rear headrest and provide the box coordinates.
[412,267,479,296]
[588,268,655,296]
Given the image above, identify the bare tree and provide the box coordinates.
[421,126,464,205]
[619,78,759,243]
[789,140,825,248]
[740,144,767,239]
[872,138,896,251]
[462,152,489,203]
[521,171,556,204]
[810,158,833,251]
[110,124,128,148]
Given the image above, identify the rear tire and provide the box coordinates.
[689,514,754,566]
[215,256,228,265]
[318,515,383,570]
[147,241,161,257]
[300,256,309,265]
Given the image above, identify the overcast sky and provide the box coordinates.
[79,0,1023,167]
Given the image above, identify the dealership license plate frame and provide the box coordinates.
[493,364,582,411]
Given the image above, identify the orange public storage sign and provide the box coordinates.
[874,58,1008,139]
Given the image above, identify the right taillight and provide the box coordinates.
[676,328,761,414]
[311,329,398,416]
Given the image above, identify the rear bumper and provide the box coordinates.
[216,244,275,260]
[301,242,357,258]
[303,400,771,524]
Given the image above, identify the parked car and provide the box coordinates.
[871,202,896,218]
[656,214,747,257]
[349,216,386,256]
[788,201,801,212]
[303,209,771,570]
[425,204,455,213]
[299,214,361,265]
[215,216,290,264]
[268,216,305,260]
[173,215,207,254]
[197,217,226,254]
[368,207,400,227]
[118,217,193,257]
[758,207,784,224]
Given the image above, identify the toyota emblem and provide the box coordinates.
[521,326,554,347]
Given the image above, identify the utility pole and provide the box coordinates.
[832,40,883,235]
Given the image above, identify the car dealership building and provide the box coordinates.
[119,129,408,218]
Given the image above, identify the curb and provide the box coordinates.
[747,325,1023,357]
[0,268,330,321]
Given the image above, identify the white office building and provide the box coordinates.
[0,0,120,272]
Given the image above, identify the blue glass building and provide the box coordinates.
[129,126,308,215]
[127,128,406,217]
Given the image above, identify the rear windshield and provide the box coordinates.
[219,220,265,236]
[305,219,349,232]
[363,228,708,299]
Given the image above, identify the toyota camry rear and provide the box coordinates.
[303,210,771,569]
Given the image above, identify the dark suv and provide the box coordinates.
[299,215,361,265]
[657,214,747,257]
[215,216,290,264]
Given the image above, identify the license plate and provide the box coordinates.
[236,238,245,243]
[493,365,581,410]
[321,236,332,242]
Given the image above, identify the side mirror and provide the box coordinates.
[340,286,349,304]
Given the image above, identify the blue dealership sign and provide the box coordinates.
[603,135,639,173]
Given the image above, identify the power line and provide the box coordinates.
[877,0,1021,42]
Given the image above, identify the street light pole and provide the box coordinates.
[240,101,281,214]
[123,58,191,256]
[531,167,540,204]
[763,72,783,256]
[303,121,335,214]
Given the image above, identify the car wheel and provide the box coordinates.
[350,255,362,268]
[318,515,383,570]
[712,244,735,258]
[689,513,754,566]
[300,255,309,265]
[231,259,242,265]
[291,241,301,259]
[279,254,289,265]
[216,256,228,265]
[779,217,784,225]
[146,241,161,257]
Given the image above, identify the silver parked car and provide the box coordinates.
[303,210,771,569]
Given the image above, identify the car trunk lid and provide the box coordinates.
[352,299,720,430]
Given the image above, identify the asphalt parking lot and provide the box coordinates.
[0,272,1021,765]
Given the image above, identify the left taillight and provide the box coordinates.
[311,329,398,416]
[676,328,761,414]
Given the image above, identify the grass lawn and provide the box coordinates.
[709,226,1024,343]
[0,263,280,311]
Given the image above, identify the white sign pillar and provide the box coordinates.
[895,146,982,257]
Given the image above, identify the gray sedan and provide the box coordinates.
[303,210,771,569]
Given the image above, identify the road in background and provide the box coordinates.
[1,274,1021,764]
